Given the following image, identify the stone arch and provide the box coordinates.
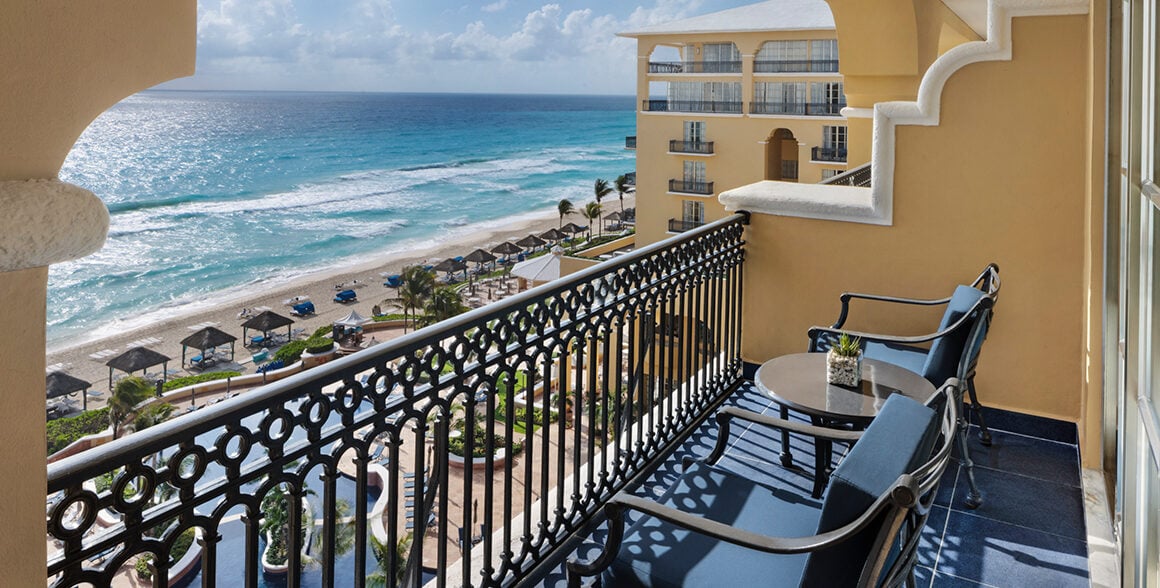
[765,128,799,182]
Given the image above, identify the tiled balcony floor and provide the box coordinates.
[533,382,1090,587]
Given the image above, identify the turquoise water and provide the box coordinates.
[53,91,635,348]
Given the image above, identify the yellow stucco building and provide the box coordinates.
[620,0,853,246]
[4,0,1160,584]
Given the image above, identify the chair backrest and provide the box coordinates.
[920,265,1000,386]
[799,393,946,587]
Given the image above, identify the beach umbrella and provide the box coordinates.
[433,258,468,280]
[515,234,546,251]
[47,371,92,411]
[491,242,522,255]
[539,228,564,242]
[464,248,497,265]
[560,222,586,236]
[604,211,622,221]
[106,347,171,391]
[511,246,564,284]
[180,326,238,367]
[241,310,295,347]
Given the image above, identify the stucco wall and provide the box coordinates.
[740,15,1091,422]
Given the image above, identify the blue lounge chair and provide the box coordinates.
[333,289,357,303]
[290,301,315,316]
[383,274,402,288]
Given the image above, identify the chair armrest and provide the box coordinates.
[831,291,953,329]
[566,477,918,586]
[697,407,863,466]
[810,294,994,353]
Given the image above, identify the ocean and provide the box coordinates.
[52,91,636,349]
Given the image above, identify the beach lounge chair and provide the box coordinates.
[333,289,357,303]
[290,301,315,316]
[383,274,403,288]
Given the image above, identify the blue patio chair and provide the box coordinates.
[567,386,958,588]
[333,289,357,303]
[806,263,999,508]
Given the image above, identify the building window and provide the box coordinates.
[683,160,706,183]
[683,121,705,144]
[821,169,841,180]
[757,40,808,62]
[810,39,839,62]
[753,82,806,114]
[823,126,847,150]
[781,160,800,180]
[682,200,704,224]
[666,82,742,112]
[810,82,845,104]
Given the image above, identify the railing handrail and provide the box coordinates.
[753,58,839,73]
[668,179,714,195]
[643,100,743,114]
[48,212,748,486]
[668,140,715,154]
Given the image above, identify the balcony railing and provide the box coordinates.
[643,100,743,114]
[648,61,742,74]
[812,146,848,163]
[668,140,714,155]
[624,171,635,186]
[625,136,636,149]
[753,59,840,73]
[668,179,714,195]
[668,218,706,233]
[821,162,872,187]
[46,215,747,587]
[749,101,846,116]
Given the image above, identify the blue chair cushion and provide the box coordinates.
[921,285,985,386]
[801,394,939,586]
[863,340,927,376]
[608,462,823,587]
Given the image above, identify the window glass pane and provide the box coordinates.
[756,40,807,61]
[810,39,838,61]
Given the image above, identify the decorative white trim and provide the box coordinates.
[720,0,1089,227]
[0,180,108,272]
[840,106,873,119]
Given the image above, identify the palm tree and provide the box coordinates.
[420,286,468,327]
[557,199,574,227]
[108,376,154,439]
[614,174,634,213]
[593,178,613,205]
[368,532,413,588]
[395,265,434,333]
[130,402,174,433]
[582,201,603,239]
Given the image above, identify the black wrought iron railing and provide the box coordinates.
[812,146,848,163]
[643,100,743,114]
[623,172,635,187]
[749,101,846,116]
[667,218,706,233]
[668,179,714,195]
[753,59,839,73]
[46,215,747,588]
[647,61,742,74]
[668,140,714,155]
[625,136,636,149]
[821,162,872,187]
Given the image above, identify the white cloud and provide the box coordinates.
[177,0,714,94]
[481,0,507,13]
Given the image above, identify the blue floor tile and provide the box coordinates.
[965,428,1080,487]
[935,463,959,507]
[917,506,950,569]
[936,510,1088,588]
[972,406,1077,445]
[953,467,1085,541]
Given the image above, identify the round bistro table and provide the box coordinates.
[754,352,936,497]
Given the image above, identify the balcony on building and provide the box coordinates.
[643,99,743,114]
[750,101,846,116]
[647,60,743,74]
[753,58,839,73]
[811,145,847,163]
[668,139,714,155]
[666,217,706,233]
[667,179,714,195]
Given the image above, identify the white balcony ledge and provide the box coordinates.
[719,181,888,226]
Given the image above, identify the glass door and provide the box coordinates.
[1118,1,1160,585]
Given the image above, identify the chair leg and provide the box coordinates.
[966,377,992,446]
[779,405,793,468]
[956,408,983,509]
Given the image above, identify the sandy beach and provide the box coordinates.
[45,196,635,404]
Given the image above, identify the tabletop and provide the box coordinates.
[754,352,936,422]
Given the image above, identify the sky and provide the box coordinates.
[159,0,758,95]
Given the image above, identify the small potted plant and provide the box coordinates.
[826,333,862,387]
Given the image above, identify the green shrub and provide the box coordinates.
[162,371,241,392]
[134,527,196,580]
[496,396,557,433]
[46,407,111,455]
[447,423,523,458]
[135,555,153,579]
[304,337,334,354]
[311,325,333,338]
[274,340,310,363]
[372,313,408,322]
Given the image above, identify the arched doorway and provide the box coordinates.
[765,128,798,181]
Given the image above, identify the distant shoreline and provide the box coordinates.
[45,195,635,394]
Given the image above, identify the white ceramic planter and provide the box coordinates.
[826,349,862,387]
